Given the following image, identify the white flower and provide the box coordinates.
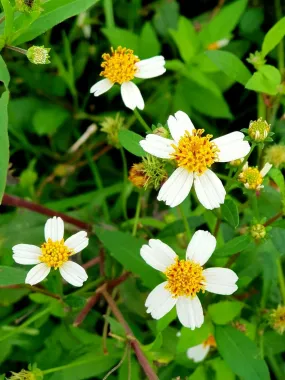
[187,335,216,362]
[140,230,238,329]
[239,162,272,190]
[90,46,166,110]
[140,110,251,209]
[12,217,89,287]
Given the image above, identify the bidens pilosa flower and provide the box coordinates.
[238,162,272,190]
[248,117,270,142]
[140,230,238,329]
[90,46,166,110]
[140,111,250,209]
[12,217,88,287]
[187,335,216,362]
[270,305,285,335]
[27,46,50,65]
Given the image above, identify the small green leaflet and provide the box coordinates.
[0,266,27,286]
[262,17,285,57]
[118,130,146,157]
[221,199,239,228]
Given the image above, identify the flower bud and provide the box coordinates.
[250,224,266,240]
[247,51,266,70]
[27,46,51,65]
[269,305,285,335]
[264,144,285,169]
[100,113,125,148]
[8,367,43,380]
[152,125,169,138]
[15,0,43,13]
[230,158,244,167]
[248,117,270,142]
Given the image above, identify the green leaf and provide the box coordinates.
[0,266,27,286]
[208,358,235,380]
[1,0,14,41]
[13,0,100,45]
[245,65,281,95]
[0,56,10,204]
[139,22,160,58]
[102,27,139,52]
[143,332,163,352]
[269,167,285,204]
[95,228,161,289]
[205,50,251,85]
[208,301,244,324]
[214,235,251,257]
[216,325,270,380]
[189,366,207,380]
[32,106,70,136]
[262,17,285,57]
[199,0,247,45]
[169,16,200,63]
[118,130,146,157]
[221,199,239,228]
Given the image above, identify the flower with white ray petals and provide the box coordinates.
[12,217,89,287]
[90,46,166,110]
[140,110,251,209]
[140,230,238,329]
[187,335,216,362]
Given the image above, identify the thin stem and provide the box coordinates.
[133,109,152,132]
[276,258,285,304]
[274,0,285,75]
[263,211,283,227]
[103,0,115,29]
[132,193,142,237]
[179,205,191,240]
[0,15,5,24]
[42,358,97,375]
[103,344,129,380]
[120,147,128,220]
[252,193,259,220]
[6,45,27,55]
[1,193,92,232]
[100,288,158,380]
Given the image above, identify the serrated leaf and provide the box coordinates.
[262,17,285,57]
[221,199,239,228]
[118,130,146,157]
[205,50,251,85]
[216,325,270,380]
[0,266,27,286]
[214,235,251,257]
[208,301,244,324]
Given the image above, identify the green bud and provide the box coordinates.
[100,113,125,148]
[248,117,270,142]
[15,0,43,13]
[153,125,169,138]
[269,305,285,335]
[250,224,266,240]
[142,155,168,190]
[27,46,51,65]
[247,51,266,70]
[264,144,285,169]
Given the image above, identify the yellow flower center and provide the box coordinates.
[40,238,73,269]
[100,46,140,84]
[164,258,205,298]
[170,130,219,175]
[270,305,285,335]
[203,335,216,348]
[248,117,270,142]
[239,167,263,190]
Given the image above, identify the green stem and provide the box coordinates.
[120,147,128,220]
[267,354,284,380]
[103,0,115,28]
[179,205,191,241]
[252,193,259,220]
[133,109,152,132]
[274,0,285,75]
[42,357,97,375]
[6,45,27,55]
[276,258,285,304]
[0,307,51,342]
[132,192,142,237]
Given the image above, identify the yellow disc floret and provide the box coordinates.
[248,117,270,142]
[238,167,263,190]
[164,258,205,298]
[100,46,140,84]
[40,238,73,269]
[170,130,219,175]
[270,305,285,335]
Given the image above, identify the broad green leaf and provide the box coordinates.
[216,325,270,380]
[118,130,146,157]
[264,331,285,355]
[102,27,139,52]
[169,17,200,63]
[189,366,207,380]
[139,22,160,58]
[199,0,247,45]
[13,0,100,45]
[0,266,27,286]
[95,228,161,289]
[221,199,239,228]
[262,17,285,57]
[245,65,281,95]
[205,50,251,85]
[32,106,70,136]
[208,358,235,380]
[0,56,10,204]
[208,301,244,324]
[214,235,251,257]
[153,0,179,37]
[1,0,14,41]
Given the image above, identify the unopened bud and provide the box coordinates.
[152,125,169,138]
[247,51,266,70]
[27,46,51,65]
[248,118,270,142]
[100,113,125,148]
[250,224,266,240]
[264,144,285,169]
[230,158,243,167]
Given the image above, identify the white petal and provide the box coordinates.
[65,231,89,254]
[25,263,50,286]
[59,261,88,287]
[167,111,195,142]
[260,162,272,177]
[187,344,210,362]
[176,296,204,329]
[90,78,113,96]
[140,239,177,272]
[145,282,177,320]
[212,132,251,162]
[44,217,64,242]
[12,244,41,265]
[121,81,144,110]
[158,167,193,208]
[140,134,175,159]
[135,56,166,79]
[194,170,225,210]
[186,230,216,265]
[203,268,238,295]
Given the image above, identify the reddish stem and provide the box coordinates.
[263,212,283,227]
[82,256,101,270]
[2,194,92,232]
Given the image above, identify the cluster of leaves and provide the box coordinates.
[0,0,285,379]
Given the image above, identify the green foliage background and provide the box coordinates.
[0,0,285,379]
